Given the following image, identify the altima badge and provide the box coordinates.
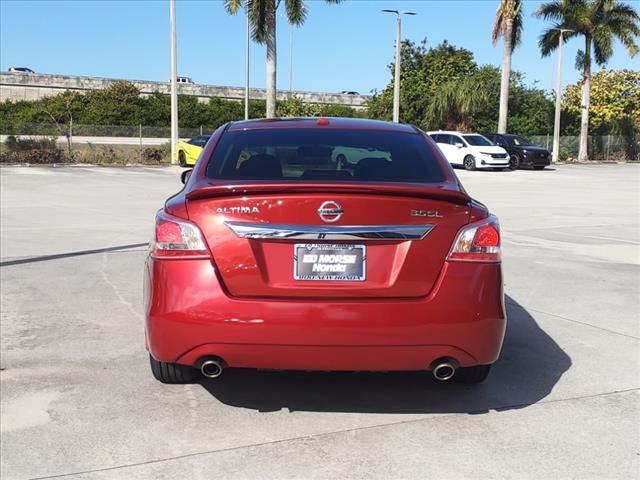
[216,206,260,214]
[411,210,443,218]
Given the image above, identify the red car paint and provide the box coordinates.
[145,118,506,377]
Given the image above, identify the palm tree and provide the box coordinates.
[428,71,492,131]
[224,0,340,118]
[492,0,523,134]
[536,0,639,161]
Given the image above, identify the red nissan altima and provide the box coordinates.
[144,118,506,384]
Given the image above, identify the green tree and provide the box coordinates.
[367,40,477,129]
[536,0,640,161]
[224,0,341,118]
[41,91,86,156]
[563,69,640,133]
[492,0,523,133]
[276,96,361,117]
[80,81,142,125]
[139,92,170,127]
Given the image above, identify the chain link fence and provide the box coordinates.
[528,135,636,162]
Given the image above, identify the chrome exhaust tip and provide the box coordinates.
[433,362,456,381]
[200,359,224,379]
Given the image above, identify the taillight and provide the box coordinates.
[447,215,501,262]
[150,210,210,258]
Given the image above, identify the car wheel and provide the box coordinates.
[509,154,520,170]
[149,354,196,383]
[453,364,492,384]
[533,165,546,170]
[178,151,187,168]
[463,155,476,171]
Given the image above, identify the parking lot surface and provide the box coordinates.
[1,164,638,479]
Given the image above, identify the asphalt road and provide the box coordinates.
[1,164,638,480]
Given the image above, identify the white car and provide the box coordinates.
[428,131,509,171]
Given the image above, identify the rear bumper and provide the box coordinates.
[144,258,506,371]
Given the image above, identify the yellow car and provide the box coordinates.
[175,135,210,167]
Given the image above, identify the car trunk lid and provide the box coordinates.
[187,183,470,299]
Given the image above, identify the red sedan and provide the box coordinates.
[144,118,506,384]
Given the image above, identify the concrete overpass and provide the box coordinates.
[0,72,369,109]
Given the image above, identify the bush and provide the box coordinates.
[141,143,171,164]
[0,148,65,164]
[0,135,65,164]
[4,135,59,152]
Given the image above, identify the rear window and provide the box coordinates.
[206,129,445,183]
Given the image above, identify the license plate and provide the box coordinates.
[294,244,366,281]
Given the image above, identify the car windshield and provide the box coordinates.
[462,135,493,146]
[508,136,534,146]
[189,135,210,147]
[206,129,445,183]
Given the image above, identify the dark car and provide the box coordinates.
[8,67,35,73]
[483,134,551,170]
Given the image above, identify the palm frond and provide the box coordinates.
[223,0,245,14]
[538,27,562,57]
[534,1,565,22]
[491,4,505,46]
[285,0,307,26]
[593,26,614,64]
[575,49,586,71]
[512,2,523,48]
[249,0,273,43]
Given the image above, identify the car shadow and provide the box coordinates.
[198,295,571,414]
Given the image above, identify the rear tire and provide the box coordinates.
[533,165,546,170]
[463,155,476,171]
[149,354,196,384]
[178,151,187,168]
[453,364,492,384]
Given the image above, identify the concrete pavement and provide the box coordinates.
[1,164,638,479]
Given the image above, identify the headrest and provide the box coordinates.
[237,154,282,178]
[354,157,393,180]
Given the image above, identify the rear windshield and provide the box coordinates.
[206,129,445,182]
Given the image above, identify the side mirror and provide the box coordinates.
[180,169,192,185]
[455,143,464,148]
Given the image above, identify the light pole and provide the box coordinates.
[288,25,293,95]
[552,28,573,163]
[245,2,250,120]
[382,9,416,123]
[169,0,178,164]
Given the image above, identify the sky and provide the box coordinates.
[1,0,638,95]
